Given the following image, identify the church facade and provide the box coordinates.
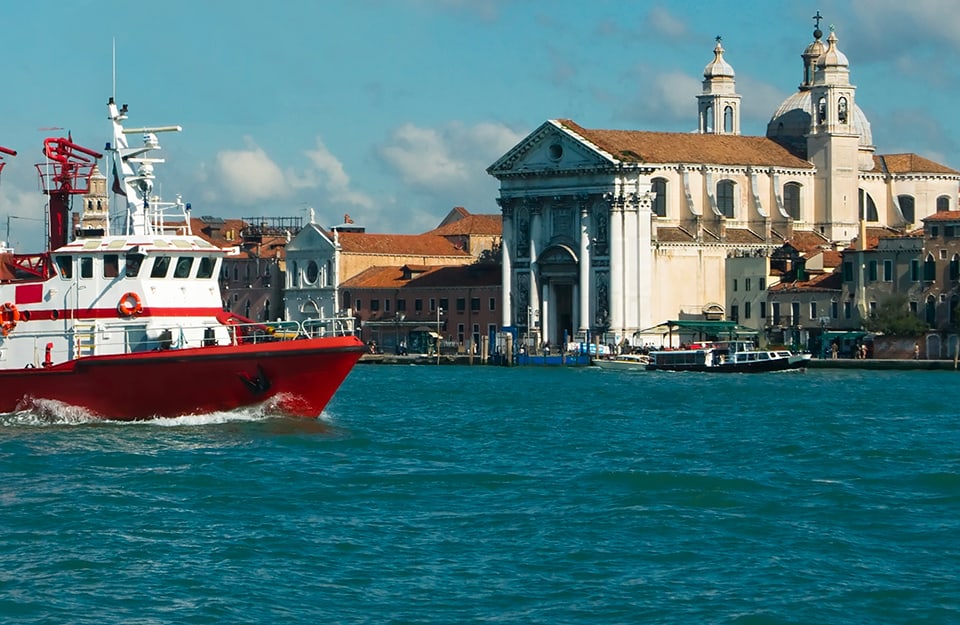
[488,20,960,348]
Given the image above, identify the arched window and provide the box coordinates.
[859,189,878,222]
[951,255,960,281]
[838,97,848,124]
[924,253,937,281]
[784,182,801,220]
[817,96,826,123]
[290,261,298,287]
[723,106,734,133]
[937,195,951,212]
[326,260,334,286]
[703,105,713,133]
[651,178,667,217]
[898,194,916,223]
[717,180,735,218]
[926,295,937,326]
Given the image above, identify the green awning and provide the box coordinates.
[636,320,758,336]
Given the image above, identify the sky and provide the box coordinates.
[1,0,959,250]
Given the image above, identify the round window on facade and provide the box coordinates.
[549,143,563,161]
[306,260,319,284]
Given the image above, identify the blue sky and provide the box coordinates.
[1,0,958,250]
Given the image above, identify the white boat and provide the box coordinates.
[592,353,651,370]
[646,341,810,373]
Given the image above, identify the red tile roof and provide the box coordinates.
[875,154,960,175]
[341,263,500,289]
[337,232,471,257]
[784,230,831,255]
[429,213,502,236]
[768,271,842,292]
[558,120,815,169]
[923,210,960,222]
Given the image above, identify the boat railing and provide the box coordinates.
[4,315,358,366]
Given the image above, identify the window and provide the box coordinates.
[931,226,940,238]
[844,301,852,319]
[772,302,781,325]
[910,301,918,314]
[151,256,171,278]
[941,249,949,260]
[938,195,951,212]
[125,254,145,278]
[868,260,877,281]
[457,323,465,344]
[703,104,713,132]
[305,260,319,284]
[456,298,466,313]
[730,305,739,322]
[810,302,818,320]
[883,259,893,282]
[397,299,406,312]
[869,301,878,316]
[843,261,854,282]
[414,299,423,312]
[831,300,839,319]
[859,189,878,222]
[384,299,391,313]
[898,195,916,223]
[951,256,960,281]
[55,255,72,279]
[723,106,734,133]
[926,296,937,326]
[760,302,767,319]
[924,254,936,281]
[80,257,93,279]
[947,226,956,238]
[439,298,448,312]
[173,257,194,279]
[817,96,826,123]
[651,178,667,217]
[197,257,216,279]
[791,302,801,325]
[744,301,752,319]
[103,254,120,278]
[759,277,766,290]
[471,298,480,312]
[911,259,921,282]
[429,298,436,312]
[732,278,738,292]
[355,298,362,311]
[489,297,496,311]
[717,180,735,218]
[838,97,848,123]
[784,182,801,220]
[745,278,751,292]
[370,299,379,312]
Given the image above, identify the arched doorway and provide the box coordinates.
[538,244,579,347]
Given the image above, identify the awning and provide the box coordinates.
[635,320,758,337]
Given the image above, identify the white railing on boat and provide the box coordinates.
[4,316,357,367]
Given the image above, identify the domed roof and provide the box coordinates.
[766,91,873,149]
[704,39,734,79]
[817,31,848,69]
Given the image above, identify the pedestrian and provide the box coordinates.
[914,343,920,360]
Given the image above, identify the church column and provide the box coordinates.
[623,192,639,337]
[607,193,624,339]
[541,282,550,348]
[498,197,514,329]
[636,187,654,336]
[579,196,591,333]
[529,202,542,344]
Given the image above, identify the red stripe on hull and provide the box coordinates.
[18,307,224,322]
[0,335,366,420]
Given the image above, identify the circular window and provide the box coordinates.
[305,260,319,284]
[549,143,563,161]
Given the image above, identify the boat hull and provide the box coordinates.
[0,335,366,420]
[647,354,810,373]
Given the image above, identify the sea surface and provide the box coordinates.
[1,365,958,624]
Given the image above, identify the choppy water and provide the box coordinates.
[1,365,958,624]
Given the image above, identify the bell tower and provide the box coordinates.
[697,36,741,135]
[77,164,109,238]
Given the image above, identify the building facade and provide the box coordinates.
[489,22,960,349]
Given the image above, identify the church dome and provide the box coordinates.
[703,39,734,79]
[766,91,873,150]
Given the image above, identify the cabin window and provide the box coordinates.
[80,257,93,279]
[55,255,72,279]
[173,257,194,279]
[103,254,120,278]
[151,256,172,278]
[125,254,145,278]
[197,257,216,279]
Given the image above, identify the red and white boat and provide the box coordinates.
[0,98,365,420]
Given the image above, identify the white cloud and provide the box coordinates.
[647,5,689,39]
[214,141,288,202]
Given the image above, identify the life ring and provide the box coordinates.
[0,302,18,337]
[117,292,143,317]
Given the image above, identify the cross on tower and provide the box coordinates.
[812,10,823,28]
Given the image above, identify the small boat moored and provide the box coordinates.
[646,340,810,373]
[592,353,651,371]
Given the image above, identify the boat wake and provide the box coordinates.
[0,394,334,428]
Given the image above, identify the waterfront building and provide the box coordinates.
[488,20,960,349]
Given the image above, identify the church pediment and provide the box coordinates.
[286,224,334,252]
[487,120,614,177]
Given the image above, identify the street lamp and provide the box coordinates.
[436,307,444,365]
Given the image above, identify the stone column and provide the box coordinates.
[623,192,639,337]
[579,196,591,333]
[607,193,624,339]
[498,197,513,329]
[529,201,542,339]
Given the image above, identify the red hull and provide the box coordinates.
[0,335,366,420]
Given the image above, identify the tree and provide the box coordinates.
[863,294,928,337]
